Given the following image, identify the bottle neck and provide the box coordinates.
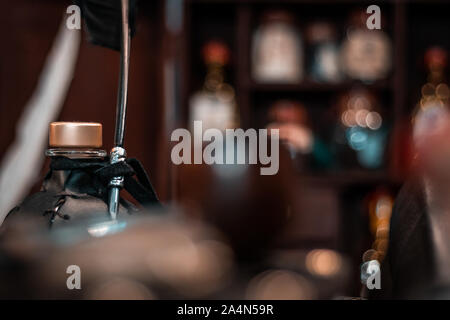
[46,147,107,159]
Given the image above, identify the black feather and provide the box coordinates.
[74,0,138,51]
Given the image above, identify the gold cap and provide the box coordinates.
[49,122,103,148]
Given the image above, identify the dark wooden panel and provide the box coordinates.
[0,0,169,202]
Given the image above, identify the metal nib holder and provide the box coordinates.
[108,0,130,220]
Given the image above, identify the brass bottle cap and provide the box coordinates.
[49,122,103,148]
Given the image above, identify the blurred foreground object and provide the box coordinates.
[368,177,438,299]
[0,212,235,299]
[369,48,450,298]
[252,10,303,83]
[413,51,450,290]
[0,211,350,299]
[0,20,81,224]
[247,249,350,300]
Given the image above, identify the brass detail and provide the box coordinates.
[49,122,102,148]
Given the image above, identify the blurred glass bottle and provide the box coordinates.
[3,122,140,229]
[189,40,238,132]
[252,10,303,84]
[340,10,392,83]
[306,21,341,83]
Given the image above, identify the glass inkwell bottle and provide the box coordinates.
[3,121,159,229]
[45,122,107,159]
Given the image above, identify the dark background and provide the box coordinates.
[1,0,450,295]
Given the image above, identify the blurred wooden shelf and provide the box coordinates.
[302,170,395,187]
[181,0,408,182]
[244,79,393,93]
